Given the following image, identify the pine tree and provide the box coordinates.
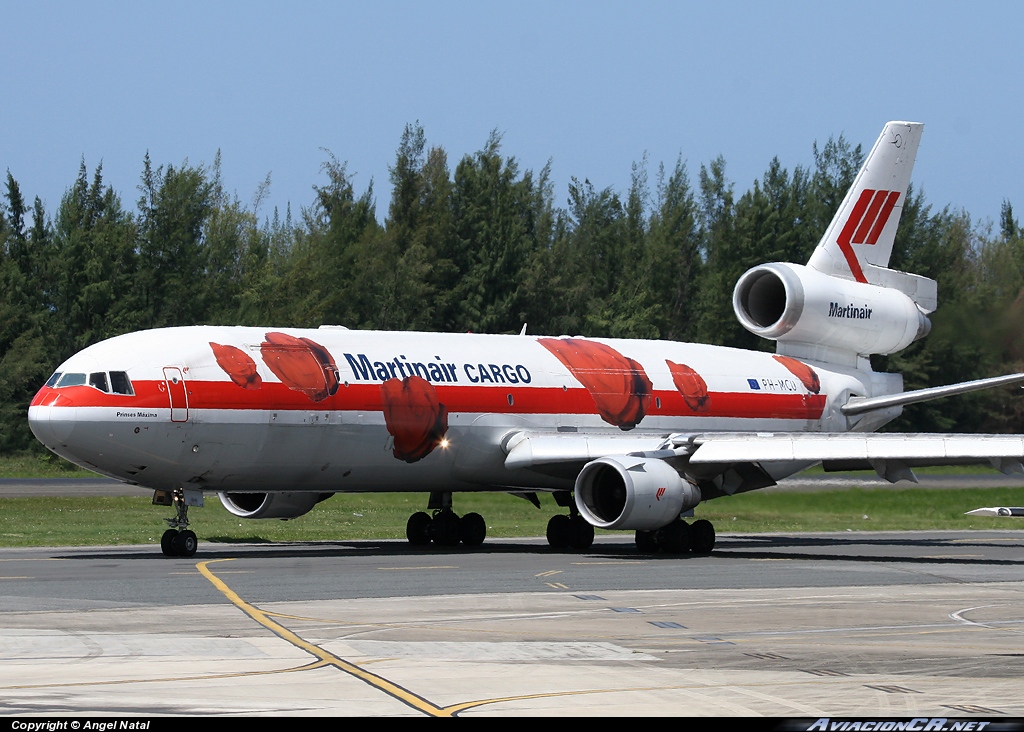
[449,132,542,333]
[646,158,701,341]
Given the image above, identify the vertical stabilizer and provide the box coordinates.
[734,121,937,368]
[808,121,924,285]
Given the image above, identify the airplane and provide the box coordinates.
[27,120,1024,558]
[966,507,1024,517]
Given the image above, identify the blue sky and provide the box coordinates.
[2,1,1022,230]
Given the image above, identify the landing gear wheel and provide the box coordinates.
[161,486,197,557]
[406,512,432,546]
[459,512,487,547]
[568,515,594,550]
[546,514,571,548]
[431,510,461,547]
[171,530,198,558]
[635,529,658,553]
[657,520,691,554]
[690,519,716,554]
[161,529,178,557]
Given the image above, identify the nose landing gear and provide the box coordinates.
[161,528,198,557]
[157,487,201,557]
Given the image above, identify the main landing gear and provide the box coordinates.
[406,492,487,548]
[634,518,716,555]
[545,513,595,550]
[545,491,595,550]
[158,487,199,558]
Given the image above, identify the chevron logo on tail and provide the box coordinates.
[837,188,901,282]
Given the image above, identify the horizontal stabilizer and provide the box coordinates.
[842,373,1024,416]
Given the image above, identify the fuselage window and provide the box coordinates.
[45,372,62,388]
[56,372,86,387]
[109,371,135,396]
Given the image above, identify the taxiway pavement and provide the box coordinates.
[1,531,1023,716]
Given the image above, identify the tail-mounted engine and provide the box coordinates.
[574,456,701,531]
[733,263,931,356]
[218,491,334,520]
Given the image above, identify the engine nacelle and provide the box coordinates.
[218,491,333,520]
[574,456,700,531]
[733,262,930,355]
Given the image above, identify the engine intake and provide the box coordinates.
[218,491,333,520]
[733,263,930,355]
[574,456,700,531]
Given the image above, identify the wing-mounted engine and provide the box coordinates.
[218,491,334,520]
[733,262,931,357]
[574,456,701,530]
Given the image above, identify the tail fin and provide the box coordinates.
[807,121,935,312]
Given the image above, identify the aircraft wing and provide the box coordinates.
[505,431,1024,484]
[687,432,1024,466]
[503,432,683,471]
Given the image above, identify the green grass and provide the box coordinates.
[0,492,557,547]
[697,486,1024,532]
[0,452,94,479]
[1,486,1022,548]
[2,453,1022,547]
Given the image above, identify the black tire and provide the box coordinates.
[690,519,716,554]
[459,512,487,547]
[546,514,571,548]
[172,530,198,558]
[406,512,432,546]
[635,529,658,553]
[569,515,595,550]
[657,521,691,554]
[431,511,461,546]
[161,529,178,557]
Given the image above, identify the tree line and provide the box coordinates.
[3,123,1023,453]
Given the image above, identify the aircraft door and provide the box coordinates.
[163,367,189,423]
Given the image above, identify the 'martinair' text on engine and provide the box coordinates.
[828,301,873,319]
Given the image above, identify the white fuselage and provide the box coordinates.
[28,326,902,495]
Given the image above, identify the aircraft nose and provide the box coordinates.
[28,389,75,448]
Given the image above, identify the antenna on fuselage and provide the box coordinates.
[519,323,528,336]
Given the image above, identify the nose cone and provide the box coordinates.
[28,387,75,448]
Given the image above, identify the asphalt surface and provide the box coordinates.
[2,530,1024,716]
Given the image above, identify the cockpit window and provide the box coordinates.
[109,371,134,396]
[56,372,86,387]
[51,371,134,395]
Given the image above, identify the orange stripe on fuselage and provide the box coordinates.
[33,380,827,421]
